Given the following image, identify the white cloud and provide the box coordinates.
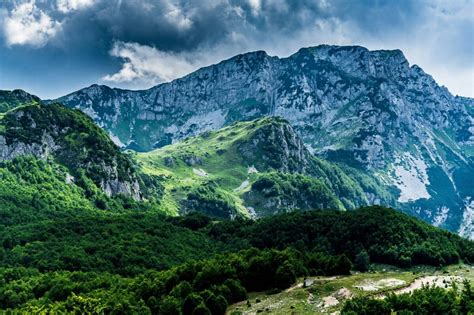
[102,41,200,85]
[248,0,261,15]
[360,1,474,97]
[57,0,96,13]
[101,17,355,89]
[3,1,62,48]
[164,2,193,30]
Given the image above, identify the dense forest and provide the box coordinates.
[1,206,473,313]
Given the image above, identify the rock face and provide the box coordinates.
[55,45,473,236]
[0,134,58,161]
[237,117,312,174]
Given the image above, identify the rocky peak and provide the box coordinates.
[292,45,410,81]
[82,84,114,97]
[237,117,312,173]
[223,50,272,66]
[9,89,41,101]
[53,44,473,236]
[60,84,119,103]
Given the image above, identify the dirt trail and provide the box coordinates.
[319,288,353,309]
[393,275,462,295]
[234,179,249,192]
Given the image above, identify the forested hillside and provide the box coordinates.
[0,98,167,226]
[1,207,473,313]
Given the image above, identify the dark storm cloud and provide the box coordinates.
[3,0,423,54]
[0,0,472,98]
[51,0,326,52]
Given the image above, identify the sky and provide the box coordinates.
[0,0,473,99]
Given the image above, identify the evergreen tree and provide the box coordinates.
[354,249,370,272]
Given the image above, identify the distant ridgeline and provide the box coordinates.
[53,45,473,237]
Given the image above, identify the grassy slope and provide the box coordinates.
[0,89,40,114]
[228,264,474,314]
[136,118,260,215]
[136,117,395,217]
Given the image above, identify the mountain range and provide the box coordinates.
[50,45,473,238]
[1,44,474,314]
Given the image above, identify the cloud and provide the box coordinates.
[65,0,474,97]
[164,1,193,30]
[1,0,472,98]
[102,41,199,86]
[57,0,96,13]
[247,0,261,15]
[3,1,62,47]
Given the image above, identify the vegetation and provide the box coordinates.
[245,172,343,215]
[342,281,474,314]
[0,155,160,228]
[0,89,40,113]
[0,92,472,313]
[183,181,240,219]
[0,212,225,275]
[206,206,474,268]
[136,117,395,217]
[1,206,473,312]
[0,157,100,226]
[0,102,165,219]
[1,103,137,186]
[0,247,352,313]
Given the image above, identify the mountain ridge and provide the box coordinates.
[0,92,168,224]
[53,44,473,237]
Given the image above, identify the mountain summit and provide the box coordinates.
[54,45,473,237]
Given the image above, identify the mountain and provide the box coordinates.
[0,89,40,113]
[0,90,473,313]
[136,116,394,218]
[0,91,164,225]
[54,45,474,237]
